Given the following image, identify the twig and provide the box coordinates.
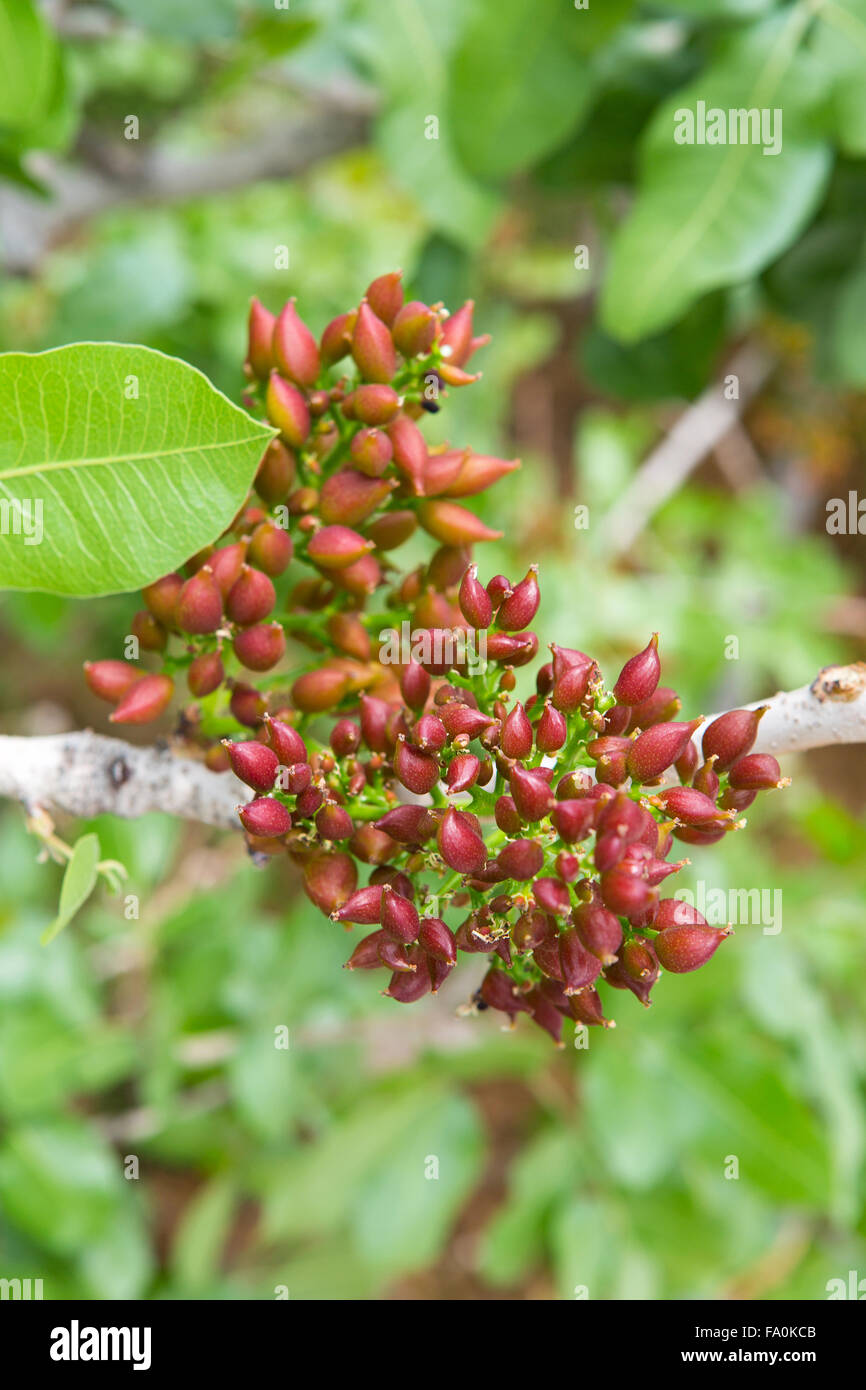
[0,90,376,274]
[705,662,866,757]
[0,729,248,828]
[598,345,774,557]
[1,665,865,828]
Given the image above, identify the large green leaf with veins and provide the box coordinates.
[601,8,833,341]
[0,344,275,596]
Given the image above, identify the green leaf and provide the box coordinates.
[0,1120,122,1255]
[260,1084,447,1243]
[448,0,594,180]
[0,344,275,596]
[106,0,242,42]
[581,292,727,401]
[169,1176,236,1291]
[831,264,866,385]
[0,0,74,157]
[814,0,866,156]
[478,1127,579,1287]
[658,0,777,15]
[377,101,500,249]
[51,223,192,345]
[348,1091,484,1276]
[740,934,865,1225]
[79,1203,154,1300]
[0,1006,136,1117]
[601,10,832,341]
[361,0,499,247]
[550,1195,622,1300]
[562,0,635,52]
[585,1032,831,1206]
[41,833,101,946]
[762,174,866,375]
[227,1027,298,1141]
[274,1237,376,1301]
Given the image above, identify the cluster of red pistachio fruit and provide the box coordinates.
[83,276,788,1043]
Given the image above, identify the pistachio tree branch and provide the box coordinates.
[0,85,376,275]
[1,664,864,827]
[0,730,249,828]
[713,663,866,756]
[597,344,774,558]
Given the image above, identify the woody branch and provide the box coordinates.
[1,663,864,828]
[0,80,376,275]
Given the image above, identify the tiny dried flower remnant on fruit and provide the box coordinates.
[85,277,790,1042]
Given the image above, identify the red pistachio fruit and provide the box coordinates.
[701,707,768,772]
[496,838,544,881]
[438,807,487,874]
[573,900,622,965]
[382,886,420,943]
[255,439,296,505]
[84,659,142,703]
[440,300,489,367]
[392,300,438,357]
[315,802,354,841]
[375,805,437,844]
[233,622,286,672]
[535,700,567,753]
[304,850,357,915]
[613,633,660,706]
[345,929,387,971]
[176,567,223,634]
[332,884,384,925]
[729,753,786,790]
[320,311,356,366]
[559,928,603,995]
[352,301,397,382]
[273,298,320,387]
[263,716,307,765]
[419,916,457,964]
[266,373,310,448]
[417,499,502,546]
[655,898,707,928]
[496,566,540,631]
[652,787,732,826]
[238,796,291,838]
[458,563,493,629]
[509,765,554,822]
[246,296,276,379]
[187,651,224,698]
[224,739,279,793]
[248,522,293,576]
[626,719,702,783]
[365,271,403,326]
[500,702,532,760]
[654,923,732,974]
[307,525,373,570]
[109,673,174,724]
[394,737,440,794]
[291,667,350,713]
[226,566,276,625]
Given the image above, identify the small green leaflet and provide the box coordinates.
[0,343,275,597]
[42,833,101,945]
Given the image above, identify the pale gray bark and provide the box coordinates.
[0,729,248,828]
[1,665,864,827]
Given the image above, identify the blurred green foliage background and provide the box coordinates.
[0,0,864,1299]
